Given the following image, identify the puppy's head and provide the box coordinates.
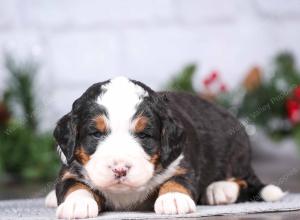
[54,77,184,193]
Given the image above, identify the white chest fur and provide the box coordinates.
[101,154,184,210]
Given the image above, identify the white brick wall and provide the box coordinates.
[0,0,300,130]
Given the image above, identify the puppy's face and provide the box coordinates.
[54,77,183,193]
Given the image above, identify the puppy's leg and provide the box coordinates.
[55,167,104,219]
[45,190,58,208]
[56,181,102,219]
[206,175,286,205]
[212,128,285,205]
[237,171,286,203]
[154,179,196,215]
[206,179,245,205]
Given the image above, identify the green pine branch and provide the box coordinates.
[166,64,197,93]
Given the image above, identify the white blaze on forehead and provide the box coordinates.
[98,76,148,130]
[86,76,152,195]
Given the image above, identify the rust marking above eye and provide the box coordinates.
[133,116,148,133]
[94,115,108,133]
[74,147,90,165]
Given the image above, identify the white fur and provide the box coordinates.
[101,154,184,210]
[154,192,196,215]
[260,184,286,202]
[100,76,148,128]
[45,190,58,208]
[206,181,239,205]
[56,189,98,219]
[85,77,152,191]
[57,145,67,165]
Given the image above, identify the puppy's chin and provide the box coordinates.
[104,183,139,193]
[92,177,152,193]
[85,156,155,193]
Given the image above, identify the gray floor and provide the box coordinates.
[1,195,300,220]
[201,211,300,220]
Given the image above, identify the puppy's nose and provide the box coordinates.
[112,166,130,179]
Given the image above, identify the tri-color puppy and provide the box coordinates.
[45,77,285,219]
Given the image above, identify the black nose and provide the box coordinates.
[112,167,128,178]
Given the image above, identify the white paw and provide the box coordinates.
[45,190,58,208]
[56,189,98,219]
[206,181,239,205]
[154,192,196,215]
[260,185,286,202]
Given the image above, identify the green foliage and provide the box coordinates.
[273,53,300,85]
[4,55,38,131]
[293,125,300,147]
[166,64,197,93]
[0,54,59,182]
[237,53,300,126]
[238,85,286,126]
[0,123,59,180]
[217,52,300,143]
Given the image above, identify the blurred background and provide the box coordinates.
[0,0,299,200]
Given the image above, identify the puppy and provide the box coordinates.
[45,76,285,219]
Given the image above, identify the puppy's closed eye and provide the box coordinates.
[136,132,152,139]
[90,131,106,139]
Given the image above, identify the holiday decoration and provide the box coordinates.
[286,86,300,124]
[243,67,262,92]
[166,52,300,145]
[201,70,228,101]
[215,52,300,144]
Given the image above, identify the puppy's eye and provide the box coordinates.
[90,131,105,139]
[136,132,151,139]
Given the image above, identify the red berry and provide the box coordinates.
[293,86,300,99]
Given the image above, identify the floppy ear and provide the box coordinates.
[156,96,185,168]
[53,112,78,164]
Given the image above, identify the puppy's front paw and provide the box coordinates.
[45,190,58,208]
[56,189,98,219]
[206,181,239,205]
[154,192,196,215]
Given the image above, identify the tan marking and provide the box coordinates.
[74,147,90,165]
[149,153,159,165]
[65,183,104,206]
[61,171,77,181]
[133,116,148,133]
[159,181,191,196]
[65,182,91,197]
[94,115,107,133]
[175,167,187,176]
[228,178,248,189]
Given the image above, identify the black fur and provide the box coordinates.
[54,81,110,163]
[159,91,265,203]
[54,113,77,163]
[54,79,265,211]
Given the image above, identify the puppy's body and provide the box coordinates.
[159,92,262,203]
[48,77,285,219]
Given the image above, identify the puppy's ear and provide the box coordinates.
[156,96,185,168]
[53,112,77,164]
